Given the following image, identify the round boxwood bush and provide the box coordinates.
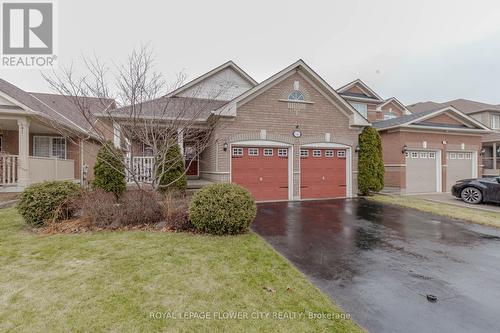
[188,183,257,235]
[17,180,81,226]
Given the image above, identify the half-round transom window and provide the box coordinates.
[288,90,305,101]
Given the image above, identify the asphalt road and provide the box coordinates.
[253,199,500,333]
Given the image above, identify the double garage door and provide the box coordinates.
[231,146,347,201]
[405,150,474,194]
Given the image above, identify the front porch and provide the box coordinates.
[0,116,78,191]
[482,141,500,176]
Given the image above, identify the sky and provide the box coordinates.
[1,0,500,105]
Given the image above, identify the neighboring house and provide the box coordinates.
[0,79,114,191]
[337,79,411,122]
[408,99,500,176]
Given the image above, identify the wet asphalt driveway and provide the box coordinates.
[252,199,500,333]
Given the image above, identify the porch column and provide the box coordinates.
[494,142,498,171]
[17,117,30,187]
[177,129,184,157]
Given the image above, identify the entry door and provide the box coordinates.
[405,150,439,194]
[231,146,289,201]
[446,151,474,191]
[300,148,347,199]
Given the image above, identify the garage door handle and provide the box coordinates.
[279,186,288,189]
[339,184,346,187]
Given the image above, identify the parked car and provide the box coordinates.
[451,177,500,204]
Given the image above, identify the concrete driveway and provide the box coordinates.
[253,199,500,333]
[411,193,500,213]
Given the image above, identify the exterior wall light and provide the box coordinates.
[480,148,486,156]
[402,144,408,154]
[223,142,228,151]
[355,145,360,153]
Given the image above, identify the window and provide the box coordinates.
[313,150,321,157]
[337,150,346,158]
[458,153,465,159]
[300,149,309,157]
[410,152,418,158]
[449,153,457,159]
[232,147,243,156]
[325,150,334,157]
[143,144,154,157]
[405,152,409,158]
[33,136,66,159]
[288,90,305,101]
[465,153,472,159]
[428,152,436,159]
[263,148,273,156]
[384,113,397,120]
[278,148,288,157]
[491,114,500,129]
[420,152,427,158]
[349,102,368,119]
[248,148,259,156]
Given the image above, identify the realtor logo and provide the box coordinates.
[1,1,56,67]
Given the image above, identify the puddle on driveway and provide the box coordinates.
[253,199,500,333]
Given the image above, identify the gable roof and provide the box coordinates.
[167,60,258,98]
[377,97,411,114]
[0,78,114,136]
[406,101,446,113]
[372,106,491,133]
[214,59,370,126]
[336,79,383,102]
[445,99,500,114]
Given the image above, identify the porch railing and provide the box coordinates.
[0,154,18,185]
[125,156,155,183]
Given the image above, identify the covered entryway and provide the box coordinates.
[405,150,440,194]
[231,145,290,201]
[446,151,474,191]
[300,148,347,199]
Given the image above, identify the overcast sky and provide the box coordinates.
[1,0,500,105]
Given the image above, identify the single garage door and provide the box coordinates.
[405,150,439,194]
[300,148,346,199]
[446,151,474,191]
[231,146,289,201]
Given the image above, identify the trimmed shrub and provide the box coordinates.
[164,191,192,230]
[79,189,163,228]
[17,180,81,226]
[156,144,187,192]
[358,127,385,195]
[188,183,256,235]
[93,141,126,197]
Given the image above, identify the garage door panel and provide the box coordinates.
[300,148,347,199]
[446,151,473,192]
[231,147,289,201]
[405,150,438,194]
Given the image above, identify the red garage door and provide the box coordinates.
[231,146,289,201]
[300,148,347,199]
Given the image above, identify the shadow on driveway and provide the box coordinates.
[252,199,500,333]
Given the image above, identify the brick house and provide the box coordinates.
[0,60,492,199]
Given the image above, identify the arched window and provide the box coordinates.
[288,90,305,101]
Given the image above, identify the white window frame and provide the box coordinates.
[337,150,346,158]
[491,114,500,129]
[325,150,334,157]
[278,148,288,157]
[428,152,436,159]
[420,152,428,159]
[300,149,309,158]
[248,148,259,156]
[313,150,321,157]
[410,152,419,158]
[465,153,472,159]
[263,148,273,156]
[33,136,67,159]
[349,102,368,119]
[384,113,397,120]
[288,90,305,101]
[449,153,457,159]
[232,147,243,156]
[458,153,465,159]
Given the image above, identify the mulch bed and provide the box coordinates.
[40,218,196,235]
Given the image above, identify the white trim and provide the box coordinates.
[336,79,383,101]
[32,135,67,159]
[229,140,293,200]
[301,142,350,148]
[376,97,412,115]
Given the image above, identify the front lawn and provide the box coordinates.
[368,195,500,228]
[0,208,361,332]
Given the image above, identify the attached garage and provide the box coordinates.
[300,148,347,199]
[446,151,475,191]
[231,145,290,201]
[405,150,440,194]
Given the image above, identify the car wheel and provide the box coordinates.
[460,187,482,204]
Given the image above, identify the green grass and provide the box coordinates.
[0,208,361,333]
[368,195,500,228]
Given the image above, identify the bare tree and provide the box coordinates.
[42,46,228,190]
